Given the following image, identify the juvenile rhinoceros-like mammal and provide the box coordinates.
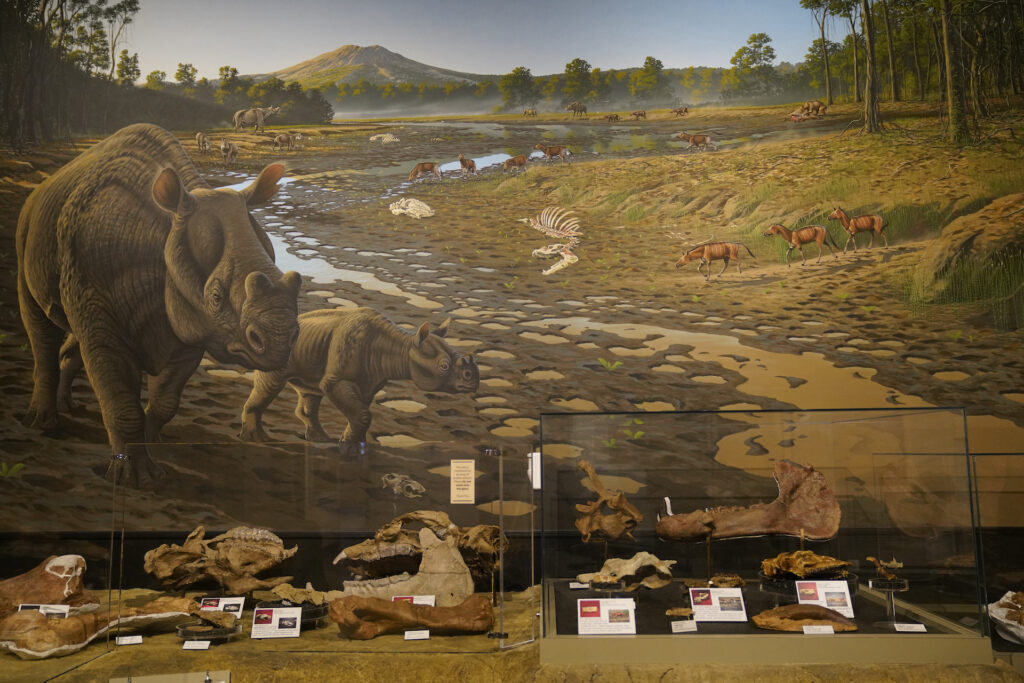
[17,123,302,486]
[233,105,281,133]
[239,308,480,445]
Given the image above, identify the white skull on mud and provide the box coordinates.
[44,555,86,597]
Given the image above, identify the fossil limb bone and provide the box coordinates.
[575,460,643,543]
[329,593,493,640]
[0,556,98,617]
[656,461,840,542]
[752,603,857,632]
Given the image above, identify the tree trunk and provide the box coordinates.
[932,18,946,103]
[861,0,881,132]
[940,0,970,144]
[881,0,899,101]
[848,13,862,102]
[816,11,833,105]
[911,16,924,100]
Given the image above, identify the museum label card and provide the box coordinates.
[115,635,142,645]
[250,606,302,639]
[404,629,430,640]
[894,623,927,633]
[577,598,636,635]
[199,596,245,615]
[18,603,69,618]
[795,580,855,618]
[182,640,211,650]
[802,624,835,635]
[450,459,476,503]
[569,582,589,590]
[527,451,542,490]
[689,588,747,622]
[671,619,698,633]
[392,595,435,606]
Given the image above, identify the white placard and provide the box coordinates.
[115,635,142,645]
[568,582,589,590]
[18,604,70,618]
[577,598,636,635]
[404,629,430,640]
[182,640,211,650]
[450,459,476,503]
[795,580,855,618]
[894,623,927,633]
[251,606,302,639]
[803,624,835,635]
[527,452,542,490]
[689,587,748,622]
[671,619,698,633]
[199,596,245,615]
[392,595,435,606]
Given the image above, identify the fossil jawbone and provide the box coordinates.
[752,604,857,632]
[656,461,840,542]
[330,594,493,640]
[326,528,473,607]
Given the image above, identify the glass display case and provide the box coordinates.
[538,408,992,665]
[1,439,537,679]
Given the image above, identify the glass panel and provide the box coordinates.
[498,444,539,649]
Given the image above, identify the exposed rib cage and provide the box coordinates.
[523,207,582,247]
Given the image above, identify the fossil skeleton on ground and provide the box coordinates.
[518,207,582,275]
[369,133,400,144]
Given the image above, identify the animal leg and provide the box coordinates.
[323,379,371,443]
[844,233,857,253]
[880,230,889,248]
[294,387,331,442]
[239,370,288,442]
[717,257,730,277]
[18,270,64,430]
[785,245,794,267]
[144,348,204,442]
[797,245,806,266]
[57,335,83,412]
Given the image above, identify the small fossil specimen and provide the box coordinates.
[381,473,425,498]
[574,460,643,543]
[866,556,903,580]
[761,550,851,579]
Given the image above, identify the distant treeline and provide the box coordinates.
[0,1,333,150]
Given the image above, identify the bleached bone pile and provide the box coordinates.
[389,197,434,218]
[369,133,400,144]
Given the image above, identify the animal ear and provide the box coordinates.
[244,271,273,299]
[241,163,285,205]
[434,317,452,338]
[281,270,302,295]
[415,322,430,347]
[152,168,195,216]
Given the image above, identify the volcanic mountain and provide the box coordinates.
[262,44,491,88]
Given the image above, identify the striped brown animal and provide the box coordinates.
[671,107,689,117]
[409,162,443,182]
[502,155,528,173]
[674,131,715,151]
[523,108,538,117]
[630,110,647,120]
[533,143,572,162]
[603,113,620,122]
[457,153,477,176]
[675,241,755,280]
[763,223,838,266]
[827,207,888,251]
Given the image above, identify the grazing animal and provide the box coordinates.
[233,105,281,133]
[220,138,238,164]
[195,131,211,153]
[16,123,301,486]
[828,207,888,251]
[523,108,538,117]
[565,101,588,118]
[802,100,827,117]
[408,162,442,181]
[533,143,572,162]
[502,155,528,173]
[762,223,839,266]
[630,110,647,121]
[457,153,477,176]
[239,308,479,445]
[675,241,755,280]
[674,131,716,151]
[272,133,298,151]
[603,113,620,122]
[671,107,689,117]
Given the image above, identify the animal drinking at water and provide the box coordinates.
[763,223,839,266]
[239,308,479,445]
[16,123,301,486]
[502,155,528,173]
[675,241,755,280]
[409,162,443,181]
[533,144,572,162]
[827,206,888,251]
[674,131,715,151]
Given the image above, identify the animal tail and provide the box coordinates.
[825,231,841,250]
[740,242,755,258]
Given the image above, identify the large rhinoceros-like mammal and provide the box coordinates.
[233,106,281,133]
[238,308,479,446]
[16,123,302,486]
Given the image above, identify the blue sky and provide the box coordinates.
[129,0,837,80]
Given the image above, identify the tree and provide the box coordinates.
[143,69,166,90]
[175,63,197,87]
[562,57,592,103]
[939,0,969,143]
[801,0,834,104]
[723,33,780,98]
[104,0,140,80]
[831,0,862,101]
[628,56,670,102]
[879,0,899,101]
[115,49,139,86]
[498,66,539,108]
[860,0,881,132]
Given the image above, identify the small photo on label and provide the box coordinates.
[825,592,848,608]
[579,600,601,617]
[277,617,297,629]
[254,609,273,624]
[607,609,630,623]
[718,596,744,612]
[691,590,712,606]
[200,598,220,609]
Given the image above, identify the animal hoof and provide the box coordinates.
[104,453,166,490]
[238,425,269,442]
[304,428,332,443]
[23,405,59,431]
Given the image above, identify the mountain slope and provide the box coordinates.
[261,44,492,88]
